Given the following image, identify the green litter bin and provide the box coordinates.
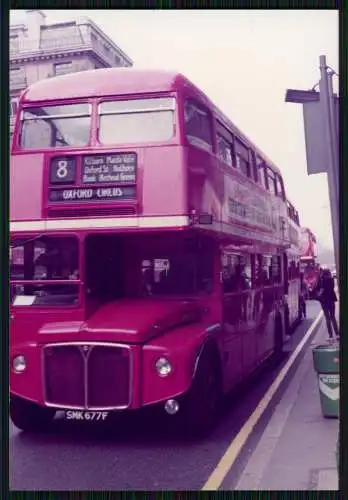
[312,344,339,418]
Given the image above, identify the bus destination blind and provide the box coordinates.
[49,186,136,202]
[82,153,137,184]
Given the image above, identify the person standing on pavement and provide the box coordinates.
[316,269,339,341]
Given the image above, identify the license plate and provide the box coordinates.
[65,410,109,421]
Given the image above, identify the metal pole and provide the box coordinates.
[327,71,339,180]
[319,55,340,277]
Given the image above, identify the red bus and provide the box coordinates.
[10,68,301,435]
[300,227,320,298]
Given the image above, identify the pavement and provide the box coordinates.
[233,309,339,491]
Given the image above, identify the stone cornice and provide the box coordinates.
[11,46,94,64]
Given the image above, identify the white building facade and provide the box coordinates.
[10,10,133,140]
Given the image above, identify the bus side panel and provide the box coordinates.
[141,146,188,216]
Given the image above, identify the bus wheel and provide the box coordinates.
[273,316,284,364]
[10,396,56,432]
[179,349,221,437]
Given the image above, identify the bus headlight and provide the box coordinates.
[155,357,172,377]
[13,355,26,373]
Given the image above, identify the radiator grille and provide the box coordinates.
[43,343,131,409]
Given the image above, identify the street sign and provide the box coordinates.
[302,96,339,176]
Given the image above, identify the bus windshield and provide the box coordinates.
[10,236,80,307]
[19,103,91,149]
[98,97,175,145]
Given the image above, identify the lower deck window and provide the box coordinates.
[10,235,79,306]
[222,253,252,293]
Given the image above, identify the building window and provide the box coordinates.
[10,97,19,117]
[10,35,19,52]
[10,67,25,79]
[184,100,213,151]
[235,138,251,177]
[54,62,73,76]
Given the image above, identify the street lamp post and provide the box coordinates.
[285,55,339,277]
[318,55,339,279]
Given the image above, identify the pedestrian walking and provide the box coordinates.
[316,269,339,341]
[299,272,307,319]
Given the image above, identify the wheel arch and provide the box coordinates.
[192,333,223,384]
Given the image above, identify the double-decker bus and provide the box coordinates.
[284,200,302,328]
[10,68,301,435]
[300,227,320,298]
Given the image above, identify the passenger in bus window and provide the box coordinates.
[237,263,251,290]
[142,260,154,296]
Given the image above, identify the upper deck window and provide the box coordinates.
[217,121,234,167]
[276,174,285,200]
[184,100,212,151]
[266,168,277,195]
[250,150,259,183]
[256,156,267,188]
[217,135,233,166]
[19,103,91,149]
[99,97,175,145]
[235,138,250,177]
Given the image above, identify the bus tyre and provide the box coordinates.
[180,349,221,437]
[10,396,56,432]
[273,316,284,364]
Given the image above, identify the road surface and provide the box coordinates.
[10,302,321,491]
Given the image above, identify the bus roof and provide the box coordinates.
[21,67,282,176]
[22,68,184,102]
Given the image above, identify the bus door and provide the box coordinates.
[254,255,279,362]
[221,252,252,386]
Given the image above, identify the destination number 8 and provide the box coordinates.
[56,159,69,179]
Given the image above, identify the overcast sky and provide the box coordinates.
[11,10,339,250]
